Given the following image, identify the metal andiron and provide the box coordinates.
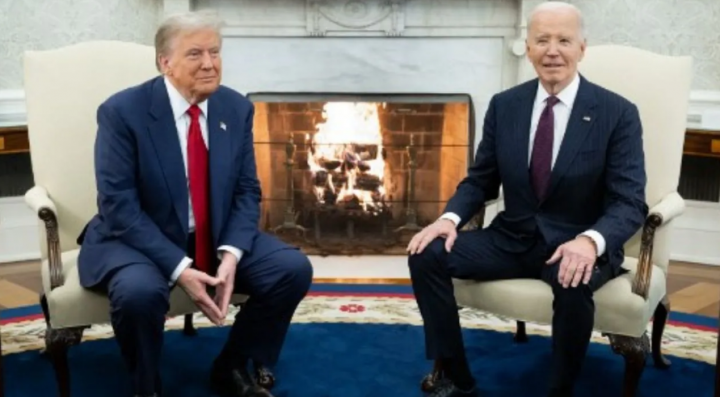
[395,133,422,234]
[272,134,307,236]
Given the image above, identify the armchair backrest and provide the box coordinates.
[578,45,692,272]
[23,41,159,258]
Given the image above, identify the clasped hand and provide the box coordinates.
[177,256,236,326]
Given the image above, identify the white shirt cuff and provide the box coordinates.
[169,256,193,286]
[580,230,606,257]
[439,212,462,228]
[218,245,243,264]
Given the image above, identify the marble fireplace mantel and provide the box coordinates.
[163,0,531,151]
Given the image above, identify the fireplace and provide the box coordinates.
[250,94,473,255]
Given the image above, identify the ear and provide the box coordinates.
[525,38,531,61]
[158,55,171,74]
[578,38,587,61]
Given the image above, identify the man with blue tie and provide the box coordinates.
[76,10,312,397]
[406,2,647,396]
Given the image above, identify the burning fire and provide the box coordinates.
[307,102,387,212]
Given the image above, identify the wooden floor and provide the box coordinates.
[1,260,719,318]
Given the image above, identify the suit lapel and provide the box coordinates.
[511,81,538,202]
[207,94,231,242]
[148,77,189,234]
[544,77,598,200]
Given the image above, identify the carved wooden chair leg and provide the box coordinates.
[254,361,276,390]
[420,359,444,392]
[41,294,87,397]
[39,294,51,356]
[183,313,198,336]
[514,321,528,343]
[608,333,650,397]
[651,295,671,369]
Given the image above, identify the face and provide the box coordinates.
[159,28,222,103]
[526,9,585,94]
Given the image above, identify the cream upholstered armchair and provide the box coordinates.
[421,45,693,396]
[22,41,270,397]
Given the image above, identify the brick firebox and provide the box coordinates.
[252,97,472,255]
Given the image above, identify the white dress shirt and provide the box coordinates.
[164,77,243,285]
[441,73,606,256]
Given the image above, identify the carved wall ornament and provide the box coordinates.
[306,0,405,36]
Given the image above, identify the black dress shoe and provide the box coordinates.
[428,379,479,397]
[211,364,274,397]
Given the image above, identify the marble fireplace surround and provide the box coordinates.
[165,0,529,275]
[184,0,527,152]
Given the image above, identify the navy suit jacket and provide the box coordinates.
[444,76,648,274]
[77,76,281,288]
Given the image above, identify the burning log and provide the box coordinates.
[319,158,341,171]
[356,173,381,191]
[340,195,362,210]
[323,189,337,204]
[314,170,328,187]
[332,172,347,188]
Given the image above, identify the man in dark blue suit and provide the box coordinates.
[77,10,312,397]
[407,2,647,397]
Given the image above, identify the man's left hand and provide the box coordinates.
[546,236,597,288]
[214,252,237,319]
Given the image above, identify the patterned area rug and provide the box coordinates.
[0,283,717,397]
[2,283,717,364]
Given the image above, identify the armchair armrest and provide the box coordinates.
[632,191,685,299]
[460,187,504,231]
[24,186,65,290]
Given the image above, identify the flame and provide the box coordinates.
[307,102,387,212]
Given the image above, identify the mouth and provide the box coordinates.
[542,63,565,69]
[198,76,217,82]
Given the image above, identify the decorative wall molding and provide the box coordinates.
[305,0,405,37]
[0,90,26,128]
[193,0,518,38]
[7,90,720,130]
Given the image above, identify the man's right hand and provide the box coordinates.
[177,268,225,326]
[406,218,458,255]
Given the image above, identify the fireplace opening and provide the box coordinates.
[249,93,474,256]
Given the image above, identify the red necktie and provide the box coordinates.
[530,95,559,200]
[187,105,211,273]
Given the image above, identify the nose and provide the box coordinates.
[200,51,213,69]
[546,42,560,56]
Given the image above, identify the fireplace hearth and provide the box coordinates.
[250,94,473,256]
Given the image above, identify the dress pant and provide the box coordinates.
[408,227,614,396]
[101,232,313,395]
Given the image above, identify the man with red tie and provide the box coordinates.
[76,10,312,397]
[406,2,647,397]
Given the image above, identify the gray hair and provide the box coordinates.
[527,1,586,40]
[154,9,225,71]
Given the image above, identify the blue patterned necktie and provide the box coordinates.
[530,95,559,200]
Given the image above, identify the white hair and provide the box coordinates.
[154,10,225,71]
[527,1,586,40]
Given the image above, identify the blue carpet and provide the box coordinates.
[3,322,715,397]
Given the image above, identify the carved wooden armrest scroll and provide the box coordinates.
[631,191,686,300]
[24,186,64,291]
[631,213,662,299]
